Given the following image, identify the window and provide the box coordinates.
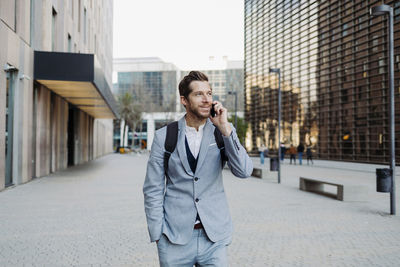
[372,36,379,52]
[353,40,359,52]
[363,61,368,78]
[395,2,400,21]
[341,89,348,103]
[358,17,363,30]
[5,68,17,186]
[342,23,348,37]
[52,7,57,51]
[78,0,81,32]
[68,34,72,52]
[84,8,87,43]
[397,55,400,70]
[379,57,385,74]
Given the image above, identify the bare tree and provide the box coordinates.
[117,92,142,147]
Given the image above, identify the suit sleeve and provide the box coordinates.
[223,124,253,178]
[143,131,165,242]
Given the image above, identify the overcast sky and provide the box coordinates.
[113,0,244,70]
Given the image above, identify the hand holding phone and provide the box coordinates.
[210,104,216,117]
[209,101,232,136]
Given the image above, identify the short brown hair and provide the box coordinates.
[179,71,209,98]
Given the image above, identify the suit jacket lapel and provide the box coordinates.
[195,119,213,174]
[176,117,193,176]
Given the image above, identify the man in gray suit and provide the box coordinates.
[143,71,253,266]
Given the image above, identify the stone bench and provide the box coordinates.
[299,177,368,201]
[251,167,264,178]
[251,167,277,182]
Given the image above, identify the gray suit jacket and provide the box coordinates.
[143,116,253,245]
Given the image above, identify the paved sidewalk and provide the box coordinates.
[0,153,399,266]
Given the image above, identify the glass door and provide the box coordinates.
[5,70,15,187]
[31,83,38,179]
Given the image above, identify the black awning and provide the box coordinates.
[34,51,118,119]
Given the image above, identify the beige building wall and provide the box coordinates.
[0,0,35,189]
[93,119,114,159]
[0,0,114,191]
[50,94,69,173]
[34,85,70,178]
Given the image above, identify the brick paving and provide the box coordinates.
[0,153,399,266]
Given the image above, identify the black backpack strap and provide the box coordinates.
[164,121,179,179]
[214,127,228,164]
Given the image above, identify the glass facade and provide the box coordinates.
[245,0,400,164]
[117,71,177,112]
[225,68,245,112]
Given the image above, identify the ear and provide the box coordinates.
[180,96,188,108]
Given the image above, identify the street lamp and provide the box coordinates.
[370,4,396,215]
[269,68,281,184]
[227,90,238,130]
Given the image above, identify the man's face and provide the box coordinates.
[181,81,213,119]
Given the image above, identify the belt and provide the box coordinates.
[194,222,203,229]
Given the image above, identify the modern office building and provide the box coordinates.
[112,57,182,149]
[244,0,400,164]
[225,60,245,112]
[0,1,117,191]
[113,57,180,112]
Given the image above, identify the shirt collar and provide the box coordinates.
[185,119,206,134]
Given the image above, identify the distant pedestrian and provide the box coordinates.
[297,143,304,165]
[306,146,313,165]
[289,144,296,164]
[258,144,267,164]
[280,144,286,161]
[263,146,268,158]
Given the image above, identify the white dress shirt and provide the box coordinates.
[185,120,205,225]
[185,120,205,159]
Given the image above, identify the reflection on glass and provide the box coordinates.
[245,1,399,164]
[5,77,9,156]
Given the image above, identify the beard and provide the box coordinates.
[186,103,210,120]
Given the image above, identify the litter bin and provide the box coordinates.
[376,168,392,193]
[270,157,279,171]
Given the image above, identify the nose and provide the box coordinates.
[202,95,212,103]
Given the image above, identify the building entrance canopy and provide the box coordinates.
[34,51,118,119]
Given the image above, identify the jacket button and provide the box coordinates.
[194,177,199,181]
[195,198,199,202]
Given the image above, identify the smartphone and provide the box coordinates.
[210,103,216,117]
